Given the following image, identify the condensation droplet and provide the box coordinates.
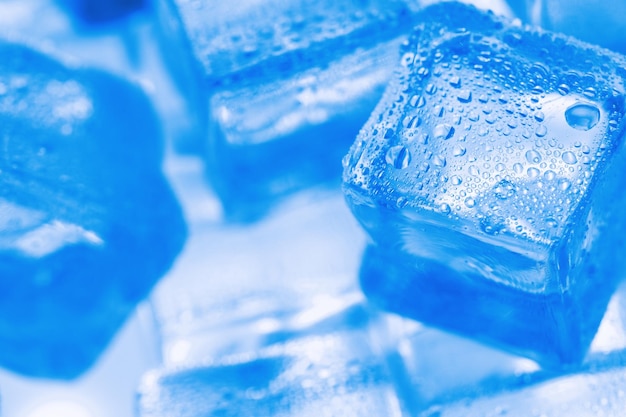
[527,167,540,178]
[535,125,547,137]
[453,145,467,157]
[565,103,600,131]
[385,145,411,169]
[493,180,516,199]
[434,124,455,140]
[525,150,542,164]
[433,155,447,167]
[457,90,472,103]
[562,151,578,165]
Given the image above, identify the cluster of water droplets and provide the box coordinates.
[347,22,625,244]
[180,0,411,85]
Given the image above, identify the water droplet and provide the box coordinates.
[583,87,596,98]
[410,95,426,108]
[434,105,445,117]
[440,203,451,214]
[469,165,480,176]
[558,178,571,190]
[557,84,570,95]
[451,175,462,185]
[420,161,430,172]
[433,155,447,167]
[493,180,516,199]
[403,115,421,129]
[527,167,540,178]
[453,145,466,157]
[531,85,544,95]
[534,111,545,122]
[525,149,542,164]
[546,218,558,228]
[457,90,472,103]
[434,124,455,140]
[535,125,547,137]
[385,145,411,169]
[565,103,600,131]
[449,76,461,88]
[464,197,476,208]
[544,170,556,181]
[562,151,578,165]
[513,163,524,174]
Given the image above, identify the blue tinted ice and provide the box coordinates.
[151,191,367,366]
[525,0,626,55]
[138,307,402,417]
[0,41,186,379]
[343,2,626,366]
[157,0,417,220]
[58,0,146,22]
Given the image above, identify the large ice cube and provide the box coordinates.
[0,41,186,379]
[343,2,626,366]
[157,0,417,220]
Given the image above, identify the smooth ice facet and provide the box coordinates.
[157,0,417,220]
[0,41,186,379]
[343,2,626,366]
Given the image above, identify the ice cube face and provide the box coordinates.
[0,41,186,379]
[158,0,417,220]
[344,2,626,292]
[343,2,626,365]
[138,308,401,417]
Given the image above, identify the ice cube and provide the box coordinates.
[343,2,626,366]
[0,40,186,379]
[156,0,418,220]
[151,191,367,366]
[138,306,402,417]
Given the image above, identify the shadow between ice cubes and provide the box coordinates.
[0,41,186,379]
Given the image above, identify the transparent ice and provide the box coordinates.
[0,40,186,379]
[138,306,403,417]
[157,0,419,220]
[343,2,626,366]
